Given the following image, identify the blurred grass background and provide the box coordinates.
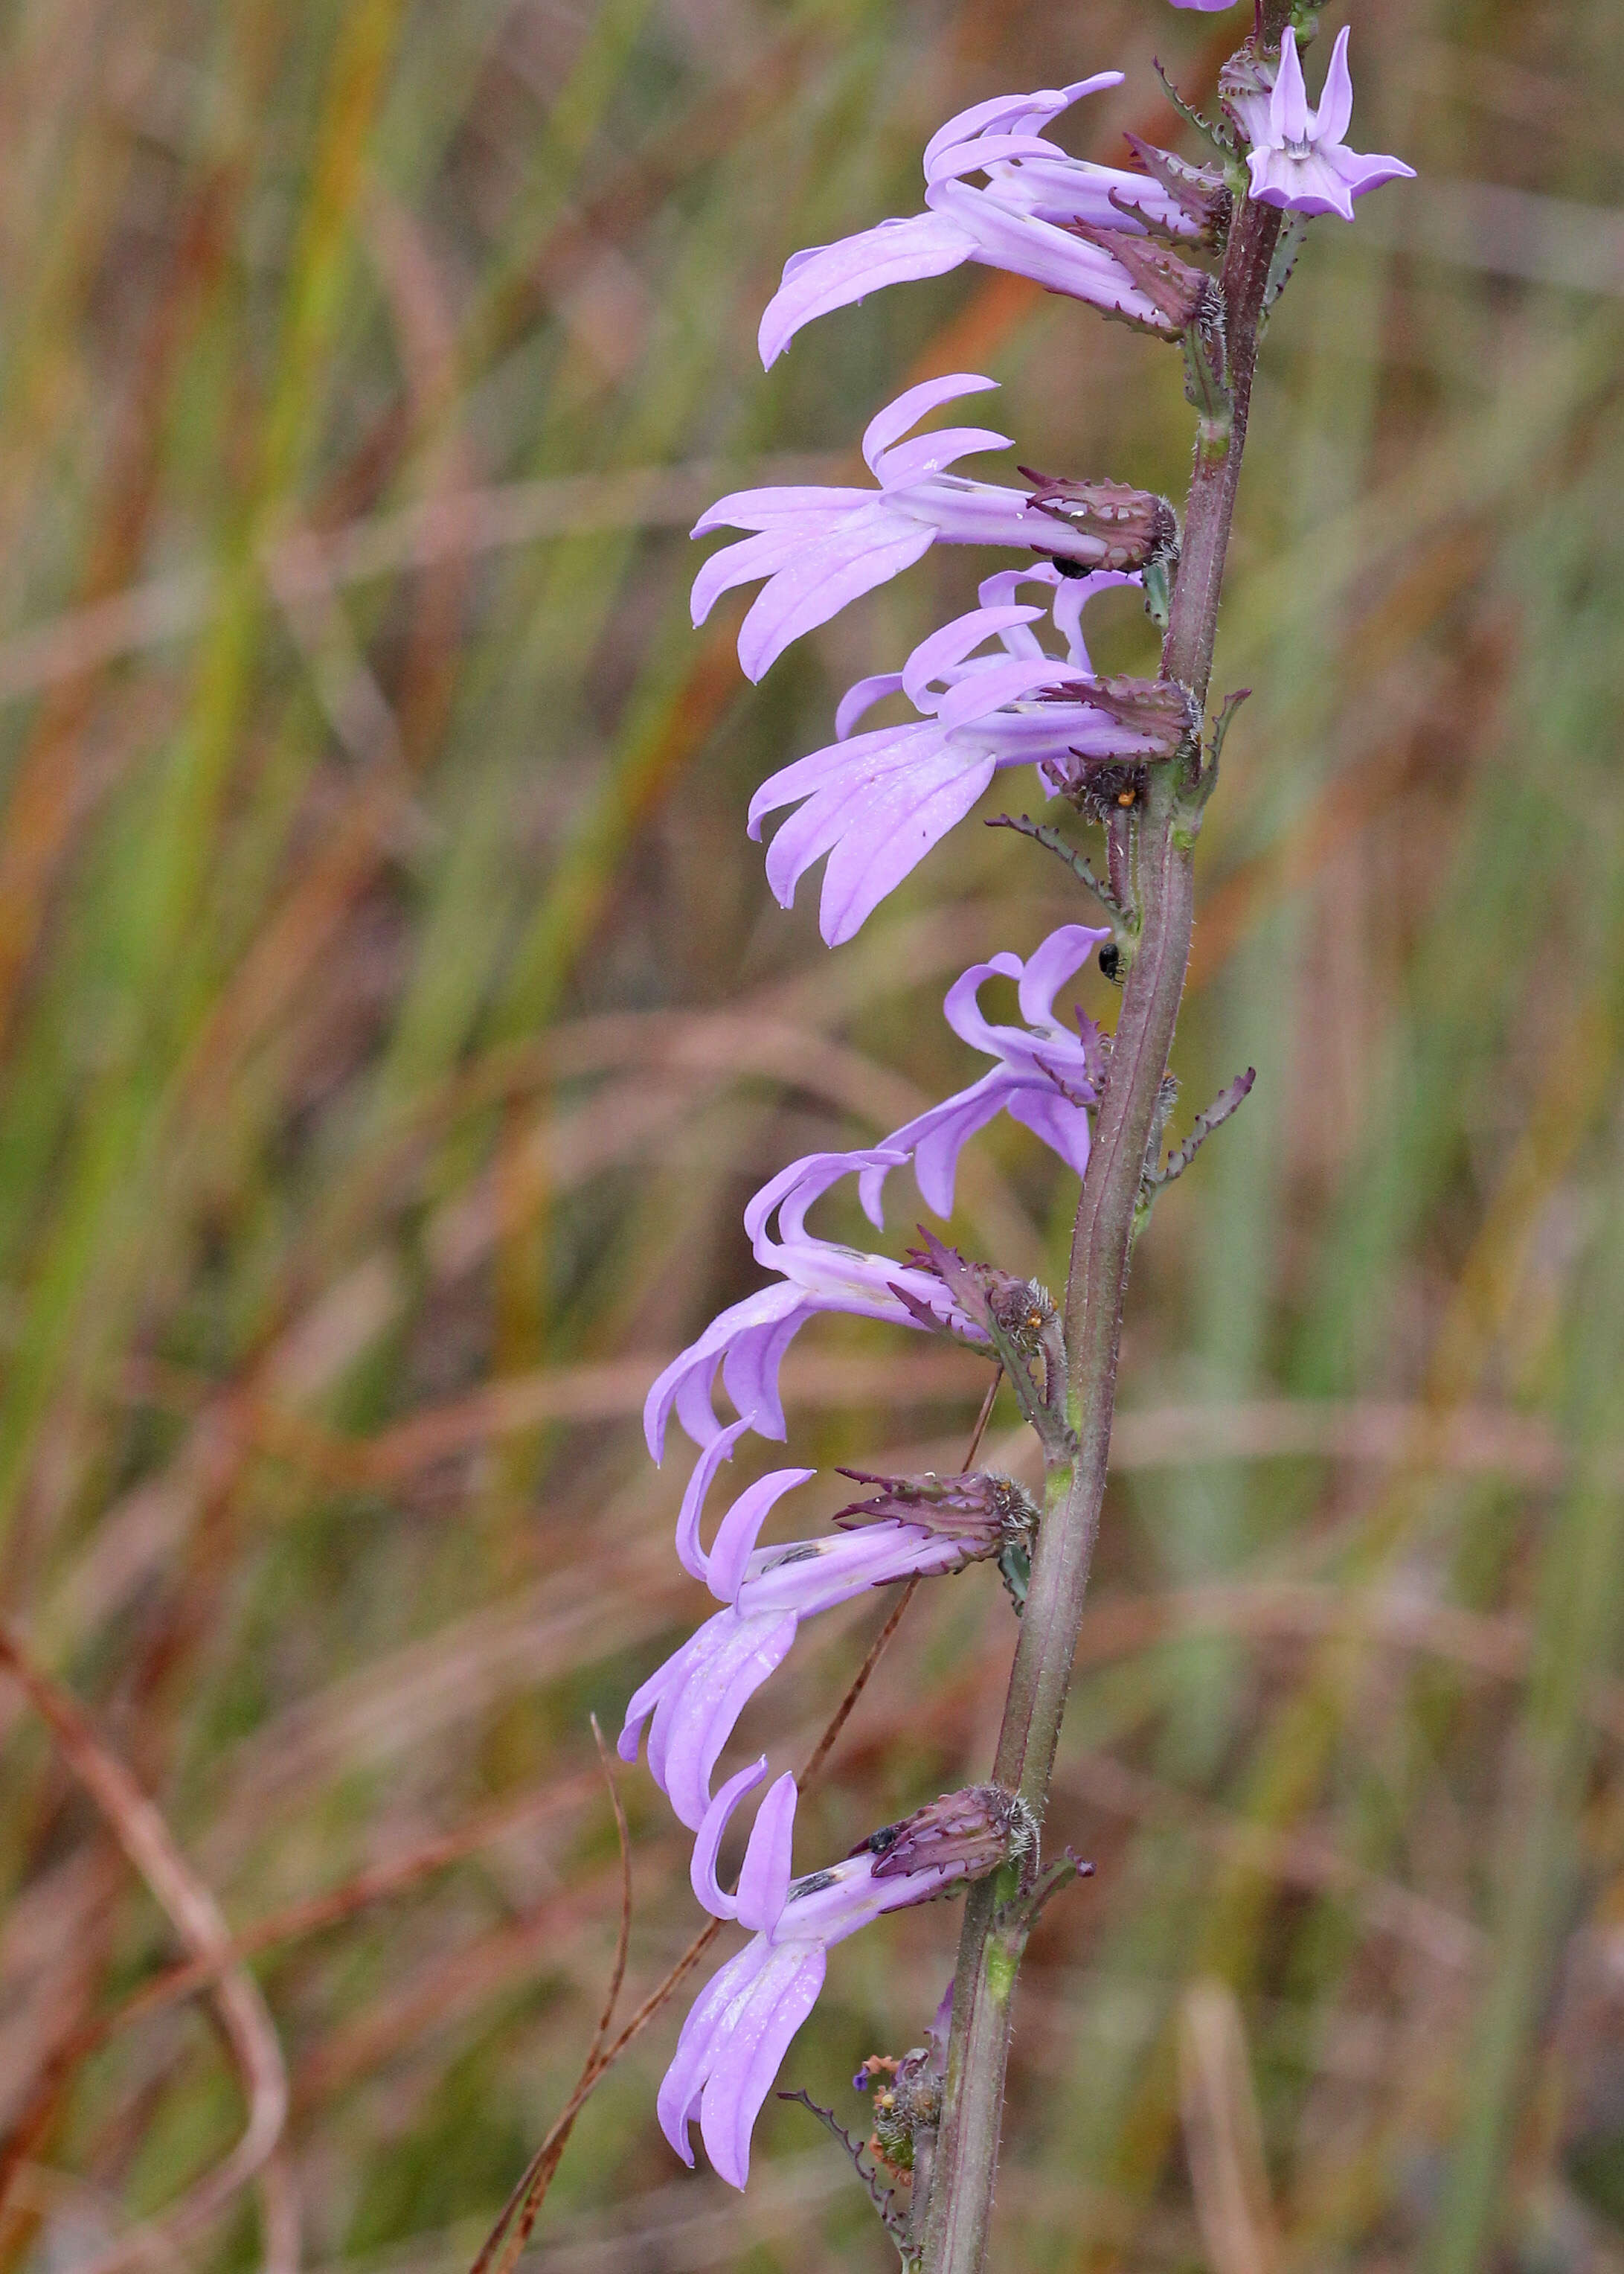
[0,0,1621,2269]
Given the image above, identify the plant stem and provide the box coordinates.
[919,187,1283,2274]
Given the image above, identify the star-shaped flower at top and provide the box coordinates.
[1242,27,1414,222]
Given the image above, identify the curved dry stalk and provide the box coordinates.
[587,1720,635,2066]
[121,1351,1582,1512]
[466,1726,637,2274]
[0,1624,295,2274]
[4,1771,604,2133]
[795,1581,922,1797]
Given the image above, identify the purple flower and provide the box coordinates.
[1240,28,1414,222]
[618,1425,981,1826]
[758,78,1206,369]
[857,923,1110,1222]
[643,1150,986,1458]
[748,565,1178,942]
[659,1769,1022,2187]
[691,377,1136,682]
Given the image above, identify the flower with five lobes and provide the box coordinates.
[1234,28,1414,221]
[757,76,1206,370]
[691,376,1143,684]
[618,1423,1027,1827]
[748,563,1179,944]
[856,923,1111,1223]
[659,1765,1028,2188]
[643,1149,987,1459]
[643,921,1127,1460]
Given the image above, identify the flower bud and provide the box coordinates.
[1074,673,1201,749]
[855,1784,1037,1884]
[832,1467,1039,1556]
[1117,135,1233,246]
[1218,48,1274,147]
[1018,473,1180,574]
[862,2046,943,2175]
[904,1237,1062,1349]
[1063,221,1216,335]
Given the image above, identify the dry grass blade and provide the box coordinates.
[960,1371,1003,1474]
[1178,1979,1280,2274]
[0,456,847,708]
[0,1626,294,2274]
[466,1725,635,2274]
[795,1582,922,1798]
[228,1383,1578,1502]
[587,1720,635,2069]
[463,1920,724,2274]
[797,1376,999,1793]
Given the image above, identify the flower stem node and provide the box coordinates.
[866,2057,943,2179]
[906,1230,1074,1464]
[1048,680,1197,811]
[1183,286,1231,439]
[1062,760,1149,829]
[1077,674,1200,748]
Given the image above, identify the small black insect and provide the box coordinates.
[786,1869,839,1900]
[1098,944,1121,980]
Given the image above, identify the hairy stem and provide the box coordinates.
[919,186,1283,2274]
